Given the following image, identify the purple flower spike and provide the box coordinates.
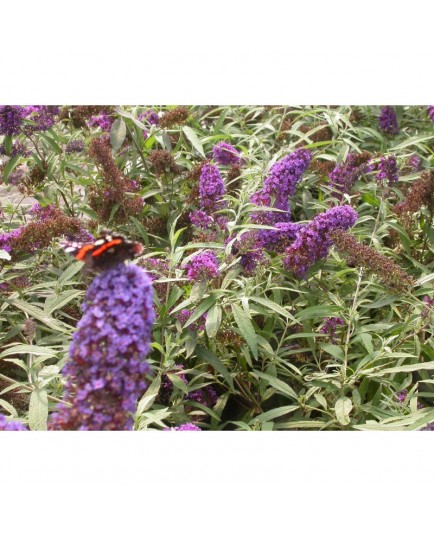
[199,163,226,212]
[284,205,358,278]
[49,263,155,431]
[250,148,311,225]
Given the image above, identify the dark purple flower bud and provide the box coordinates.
[376,155,399,184]
[212,142,242,166]
[428,106,434,122]
[49,263,155,431]
[0,105,27,135]
[320,317,345,342]
[187,385,218,407]
[379,106,399,135]
[328,152,372,199]
[396,389,408,403]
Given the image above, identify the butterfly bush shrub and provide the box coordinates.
[1,105,434,432]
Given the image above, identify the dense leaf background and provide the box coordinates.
[1,104,434,430]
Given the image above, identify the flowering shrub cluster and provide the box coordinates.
[1,104,434,432]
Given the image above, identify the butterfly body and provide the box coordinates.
[61,231,143,270]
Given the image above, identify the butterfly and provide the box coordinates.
[61,230,143,270]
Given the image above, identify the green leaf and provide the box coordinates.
[184,296,216,328]
[231,303,258,359]
[314,393,328,410]
[196,346,234,391]
[0,344,58,359]
[249,296,295,321]
[110,118,127,151]
[182,126,205,158]
[205,304,222,338]
[0,399,18,418]
[364,362,434,377]
[320,343,345,360]
[38,365,60,388]
[295,305,341,321]
[335,397,352,426]
[29,389,48,431]
[136,376,162,415]
[253,371,298,400]
[2,155,22,184]
[251,405,298,423]
[58,262,84,286]
[6,299,71,334]
[44,290,83,315]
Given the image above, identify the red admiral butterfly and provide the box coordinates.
[61,231,143,270]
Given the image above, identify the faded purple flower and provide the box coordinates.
[189,210,215,229]
[0,140,30,157]
[328,152,372,199]
[421,423,434,431]
[320,317,345,343]
[49,263,155,431]
[0,414,27,431]
[164,423,201,431]
[421,295,434,320]
[65,139,84,154]
[0,228,23,253]
[396,389,408,403]
[408,155,421,172]
[139,109,159,126]
[87,112,113,132]
[212,142,241,166]
[284,205,358,278]
[175,308,207,331]
[187,385,218,407]
[30,203,58,222]
[185,251,219,281]
[379,106,399,135]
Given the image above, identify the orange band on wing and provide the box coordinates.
[75,244,96,260]
[91,239,123,257]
